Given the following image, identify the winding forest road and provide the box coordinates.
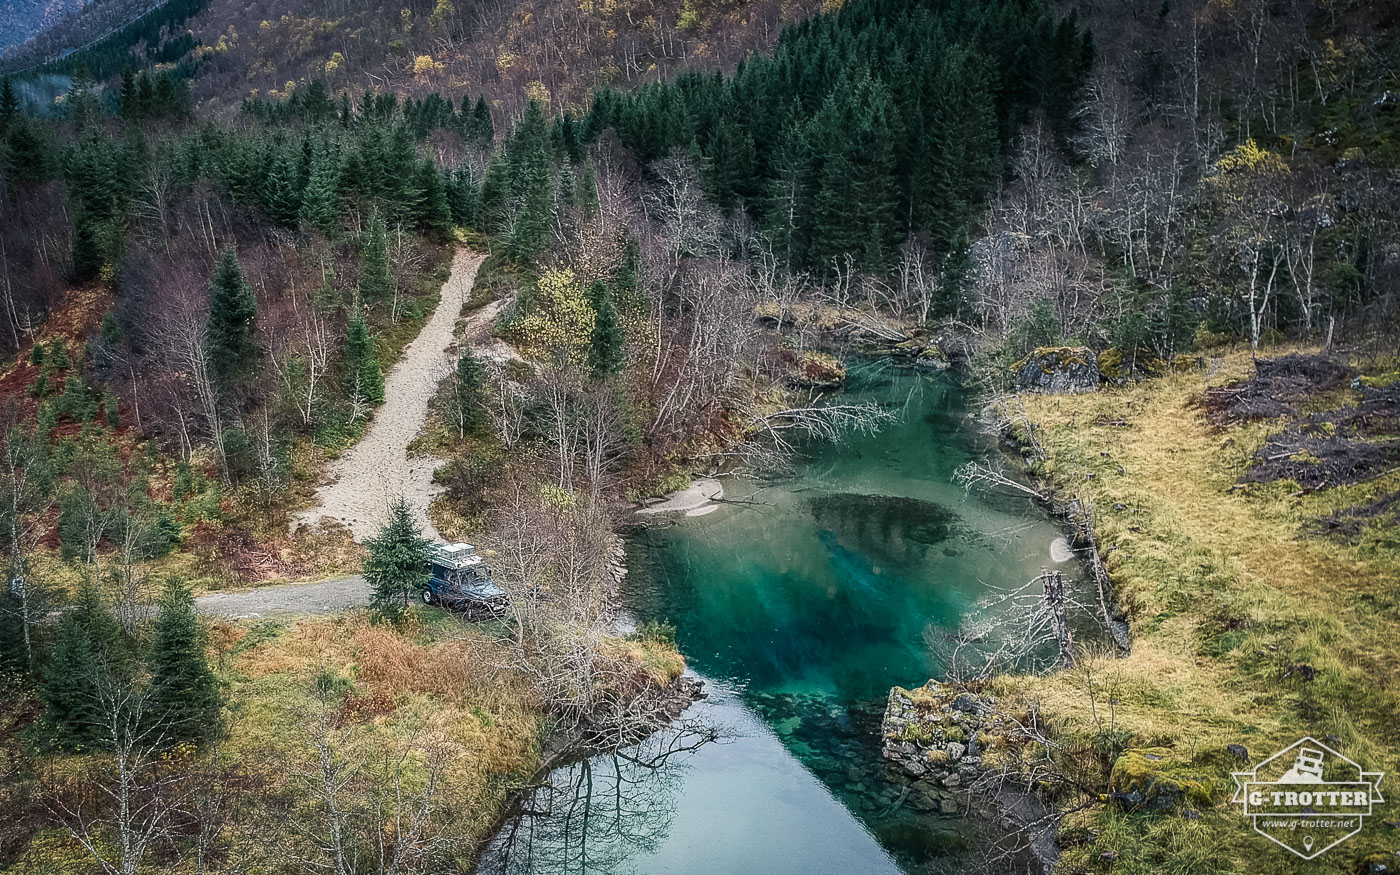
[292,248,487,542]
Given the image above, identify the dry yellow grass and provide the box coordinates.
[994,345,1400,874]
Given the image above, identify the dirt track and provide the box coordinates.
[292,249,486,542]
[195,576,369,618]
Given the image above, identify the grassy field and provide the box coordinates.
[993,346,1400,874]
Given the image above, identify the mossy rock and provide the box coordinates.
[1012,347,1100,394]
[1109,748,1218,811]
[1099,347,1168,383]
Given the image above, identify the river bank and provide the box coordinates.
[968,345,1400,873]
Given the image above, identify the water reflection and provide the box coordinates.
[482,716,720,875]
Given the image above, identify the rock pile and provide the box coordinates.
[881,682,1009,793]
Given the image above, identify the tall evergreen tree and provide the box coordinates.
[42,610,102,745]
[41,584,125,748]
[145,577,221,743]
[207,248,259,389]
[415,158,454,239]
[300,144,342,235]
[0,77,19,132]
[588,281,625,380]
[450,350,486,438]
[261,147,303,228]
[343,308,384,406]
[507,100,554,260]
[446,164,478,227]
[808,74,902,272]
[363,498,430,613]
[471,95,494,146]
[476,151,509,235]
[359,212,393,305]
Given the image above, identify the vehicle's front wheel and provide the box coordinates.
[421,589,434,605]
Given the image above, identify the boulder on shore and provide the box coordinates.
[1012,347,1100,394]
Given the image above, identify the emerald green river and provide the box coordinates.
[483,362,1079,874]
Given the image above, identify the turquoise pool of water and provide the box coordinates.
[483,361,1078,874]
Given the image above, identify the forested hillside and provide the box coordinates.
[0,0,1396,871]
[0,0,85,52]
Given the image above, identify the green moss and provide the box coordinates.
[1110,748,1218,810]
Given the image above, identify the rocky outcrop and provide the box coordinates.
[881,682,1011,789]
[881,681,1059,871]
[1012,347,1100,394]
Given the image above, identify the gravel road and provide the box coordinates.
[292,249,486,542]
[195,576,369,618]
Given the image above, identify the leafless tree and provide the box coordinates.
[50,676,183,875]
[643,150,722,263]
[0,422,53,667]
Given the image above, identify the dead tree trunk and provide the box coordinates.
[1042,568,1075,668]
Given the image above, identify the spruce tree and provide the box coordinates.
[343,308,385,406]
[207,248,259,389]
[588,281,625,380]
[471,96,493,146]
[476,151,509,235]
[450,350,485,438]
[42,584,124,748]
[146,578,221,743]
[507,100,554,260]
[42,610,102,746]
[363,497,431,614]
[261,148,303,228]
[415,158,454,239]
[300,145,342,235]
[446,164,478,227]
[0,77,18,132]
[358,212,393,305]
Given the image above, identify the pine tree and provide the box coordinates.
[446,164,478,227]
[471,95,493,146]
[42,611,102,746]
[363,497,430,614]
[119,69,140,120]
[207,248,259,389]
[450,350,485,438]
[415,158,454,239]
[588,281,625,380]
[476,151,509,235]
[42,584,124,748]
[71,209,105,283]
[808,74,902,272]
[261,148,303,228]
[384,124,425,226]
[146,578,221,742]
[359,213,393,306]
[343,308,384,406]
[300,145,342,235]
[507,100,554,260]
[576,159,599,217]
[0,77,18,132]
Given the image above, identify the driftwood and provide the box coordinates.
[1073,499,1132,654]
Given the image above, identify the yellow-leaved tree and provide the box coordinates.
[1201,139,1290,354]
[512,269,596,366]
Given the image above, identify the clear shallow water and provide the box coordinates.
[483,362,1078,874]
